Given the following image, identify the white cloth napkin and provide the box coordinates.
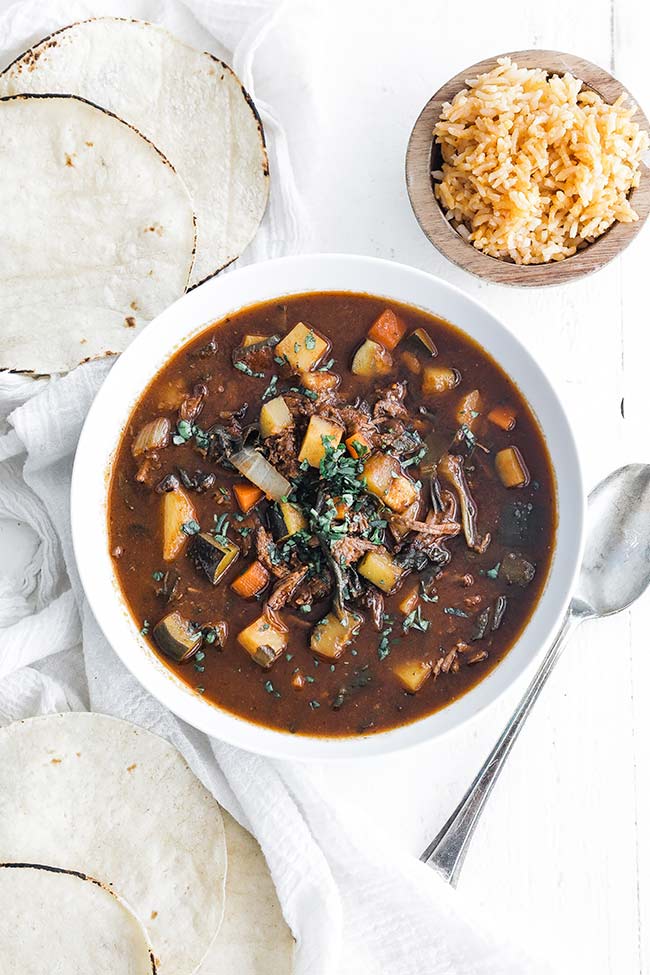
[0,1,556,972]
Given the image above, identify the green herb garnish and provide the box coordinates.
[402,606,430,633]
[234,361,265,378]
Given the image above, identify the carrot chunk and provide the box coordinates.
[233,482,264,514]
[488,405,517,431]
[345,432,372,459]
[367,309,407,351]
[231,560,270,599]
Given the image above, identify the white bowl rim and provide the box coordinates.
[71,253,585,761]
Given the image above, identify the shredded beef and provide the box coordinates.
[321,400,379,446]
[373,382,409,420]
[331,536,378,567]
[255,526,290,579]
[283,390,318,419]
[265,427,301,480]
[178,383,207,423]
[291,573,332,607]
[266,567,309,612]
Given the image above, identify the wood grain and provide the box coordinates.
[405,50,650,286]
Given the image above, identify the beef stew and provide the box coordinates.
[108,292,556,736]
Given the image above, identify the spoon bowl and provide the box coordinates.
[576,464,650,617]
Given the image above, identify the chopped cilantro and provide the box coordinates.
[444,606,469,618]
[140,619,150,636]
[212,513,230,545]
[152,570,164,581]
[402,606,430,633]
[378,616,393,660]
[262,375,279,401]
[486,563,501,579]
[234,360,265,378]
[305,330,317,350]
[182,520,200,535]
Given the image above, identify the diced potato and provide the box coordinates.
[279,501,307,536]
[237,614,287,669]
[345,432,372,459]
[390,498,420,540]
[156,377,186,410]
[259,395,293,438]
[385,475,419,514]
[456,389,481,428]
[495,447,530,488]
[392,659,433,693]
[299,370,340,393]
[351,339,393,378]
[276,322,330,372]
[360,452,393,496]
[310,611,362,660]
[242,333,270,347]
[361,452,419,513]
[298,415,344,468]
[358,548,405,593]
[162,487,197,562]
[398,586,420,616]
[422,365,459,395]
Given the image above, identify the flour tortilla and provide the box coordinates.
[0,713,227,975]
[1,18,270,288]
[0,864,155,974]
[0,94,196,374]
[199,811,295,975]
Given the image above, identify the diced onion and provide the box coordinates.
[230,447,291,502]
[132,416,171,457]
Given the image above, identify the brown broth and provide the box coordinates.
[108,292,556,736]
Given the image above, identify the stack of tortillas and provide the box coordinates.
[0,713,293,974]
[0,18,269,374]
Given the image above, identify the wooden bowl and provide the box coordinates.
[405,51,650,286]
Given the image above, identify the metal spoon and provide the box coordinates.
[421,464,650,886]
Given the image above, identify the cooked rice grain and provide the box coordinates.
[433,58,649,264]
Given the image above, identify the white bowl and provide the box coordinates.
[71,254,585,760]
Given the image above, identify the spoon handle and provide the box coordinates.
[420,606,580,886]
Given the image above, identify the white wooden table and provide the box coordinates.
[1,1,648,971]
[296,2,650,972]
